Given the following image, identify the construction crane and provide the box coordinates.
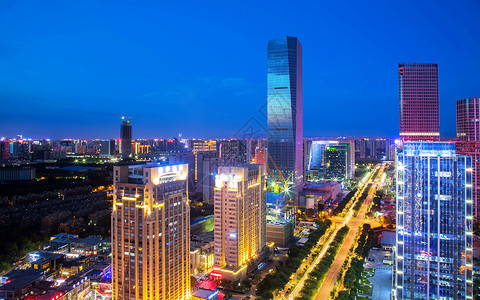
[117,114,132,123]
[265,150,313,217]
[265,150,293,194]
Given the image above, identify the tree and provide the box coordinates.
[305,208,315,218]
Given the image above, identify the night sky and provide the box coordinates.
[1,0,479,139]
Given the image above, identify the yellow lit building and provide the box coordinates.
[111,164,190,300]
[212,165,266,281]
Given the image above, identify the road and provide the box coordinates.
[281,164,383,300]
[315,164,385,300]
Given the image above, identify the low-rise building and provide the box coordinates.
[0,167,35,182]
[0,270,44,300]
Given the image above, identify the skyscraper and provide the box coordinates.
[395,142,473,299]
[267,36,303,202]
[120,117,132,159]
[111,164,190,300]
[213,164,266,281]
[456,97,480,220]
[399,63,440,141]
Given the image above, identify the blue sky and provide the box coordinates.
[1,0,479,139]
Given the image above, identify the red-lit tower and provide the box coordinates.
[399,63,439,141]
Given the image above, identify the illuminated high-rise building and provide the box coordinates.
[212,164,266,281]
[111,164,190,300]
[456,97,480,220]
[267,36,303,203]
[120,117,132,159]
[399,63,440,141]
[395,142,472,299]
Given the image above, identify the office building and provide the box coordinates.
[306,140,338,180]
[111,164,190,300]
[323,143,353,180]
[395,142,473,299]
[219,140,247,164]
[0,167,35,183]
[267,36,303,202]
[99,139,116,157]
[120,117,132,159]
[213,165,266,281]
[399,63,440,141]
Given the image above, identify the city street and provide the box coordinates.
[315,165,382,299]
[277,164,384,300]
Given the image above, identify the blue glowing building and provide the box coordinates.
[267,36,303,205]
[395,142,473,299]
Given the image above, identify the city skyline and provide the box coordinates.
[1,1,480,139]
[2,2,480,300]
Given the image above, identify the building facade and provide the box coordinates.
[395,142,473,299]
[399,63,440,141]
[213,165,266,281]
[111,164,190,300]
[267,36,303,202]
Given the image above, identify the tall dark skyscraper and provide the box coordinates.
[267,36,303,202]
[399,63,439,141]
[120,117,132,159]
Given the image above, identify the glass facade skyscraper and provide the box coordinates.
[399,63,440,141]
[395,142,473,299]
[267,36,303,203]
